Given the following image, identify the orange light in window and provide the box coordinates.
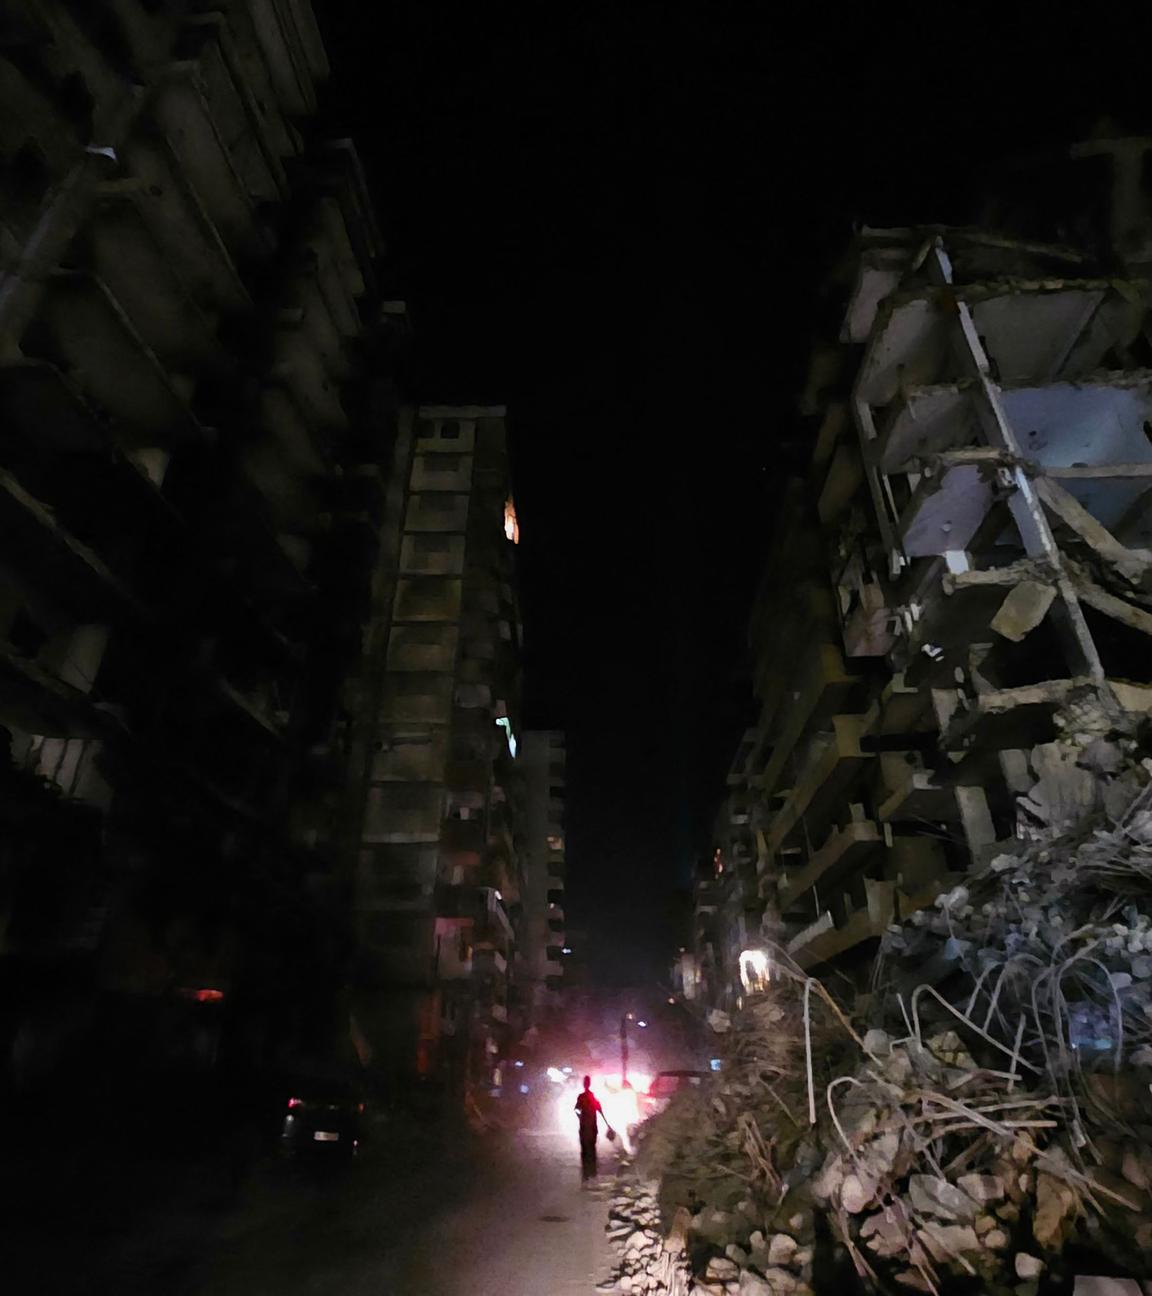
[504,498,520,544]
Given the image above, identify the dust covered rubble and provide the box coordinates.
[627,748,1152,1293]
[597,1172,694,1294]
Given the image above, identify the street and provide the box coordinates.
[4,1107,622,1296]
[190,1122,621,1296]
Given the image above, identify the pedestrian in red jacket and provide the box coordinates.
[575,1075,612,1181]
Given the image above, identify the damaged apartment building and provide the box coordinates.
[520,729,567,1020]
[345,406,530,1099]
[697,134,1152,1006]
[0,0,527,1106]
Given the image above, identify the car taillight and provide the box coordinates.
[288,1097,304,1109]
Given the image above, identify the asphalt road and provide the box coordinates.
[184,1120,620,1296]
[2,1093,621,1295]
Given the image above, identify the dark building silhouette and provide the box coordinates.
[0,0,524,1104]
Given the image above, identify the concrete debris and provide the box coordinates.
[907,1174,978,1221]
[840,1171,876,1213]
[990,578,1056,642]
[705,1258,740,1281]
[625,733,1152,1292]
[736,1274,775,1296]
[918,1221,980,1260]
[1072,1279,1146,1295]
[765,1234,797,1266]
[957,1173,1005,1204]
[1015,1252,1045,1279]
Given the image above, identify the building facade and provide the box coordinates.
[697,135,1152,1004]
[520,730,567,1018]
[345,405,527,1099]
[0,0,531,1109]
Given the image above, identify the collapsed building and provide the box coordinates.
[652,132,1152,1296]
[697,134,1152,1002]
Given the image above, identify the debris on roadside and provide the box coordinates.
[626,753,1152,1294]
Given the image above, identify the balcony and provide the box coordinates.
[695,880,721,914]
[151,66,269,261]
[753,644,859,799]
[35,273,204,450]
[87,198,227,377]
[761,713,874,862]
[856,277,1143,407]
[775,820,883,912]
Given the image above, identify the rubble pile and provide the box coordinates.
[599,1173,694,1295]
[631,727,1152,1294]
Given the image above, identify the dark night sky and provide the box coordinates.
[314,2,1146,984]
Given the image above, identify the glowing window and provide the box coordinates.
[504,498,520,544]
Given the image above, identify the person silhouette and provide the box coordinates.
[574,1075,609,1181]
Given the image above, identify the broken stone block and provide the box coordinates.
[908,1174,977,1221]
[705,1257,740,1281]
[864,1028,892,1056]
[1015,1253,1044,1279]
[991,580,1056,643]
[757,1267,800,1293]
[883,1048,914,1086]
[1033,1172,1078,1248]
[918,1222,980,1260]
[983,1229,1008,1250]
[893,1270,934,1292]
[725,1244,748,1266]
[810,1154,845,1203]
[737,1274,774,1296]
[840,1171,877,1213]
[766,1233,797,1267]
[860,1210,909,1258]
[958,1173,1005,1204]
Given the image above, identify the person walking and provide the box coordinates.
[574,1075,612,1182]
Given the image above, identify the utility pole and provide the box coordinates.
[620,1012,630,1087]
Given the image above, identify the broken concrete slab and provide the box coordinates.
[990,578,1057,641]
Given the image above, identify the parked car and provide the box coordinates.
[638,1069,708,1121]
[278,1075,365,1160]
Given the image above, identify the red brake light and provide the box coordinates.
[288,1097,303,1109]
[176,987,225,1003]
